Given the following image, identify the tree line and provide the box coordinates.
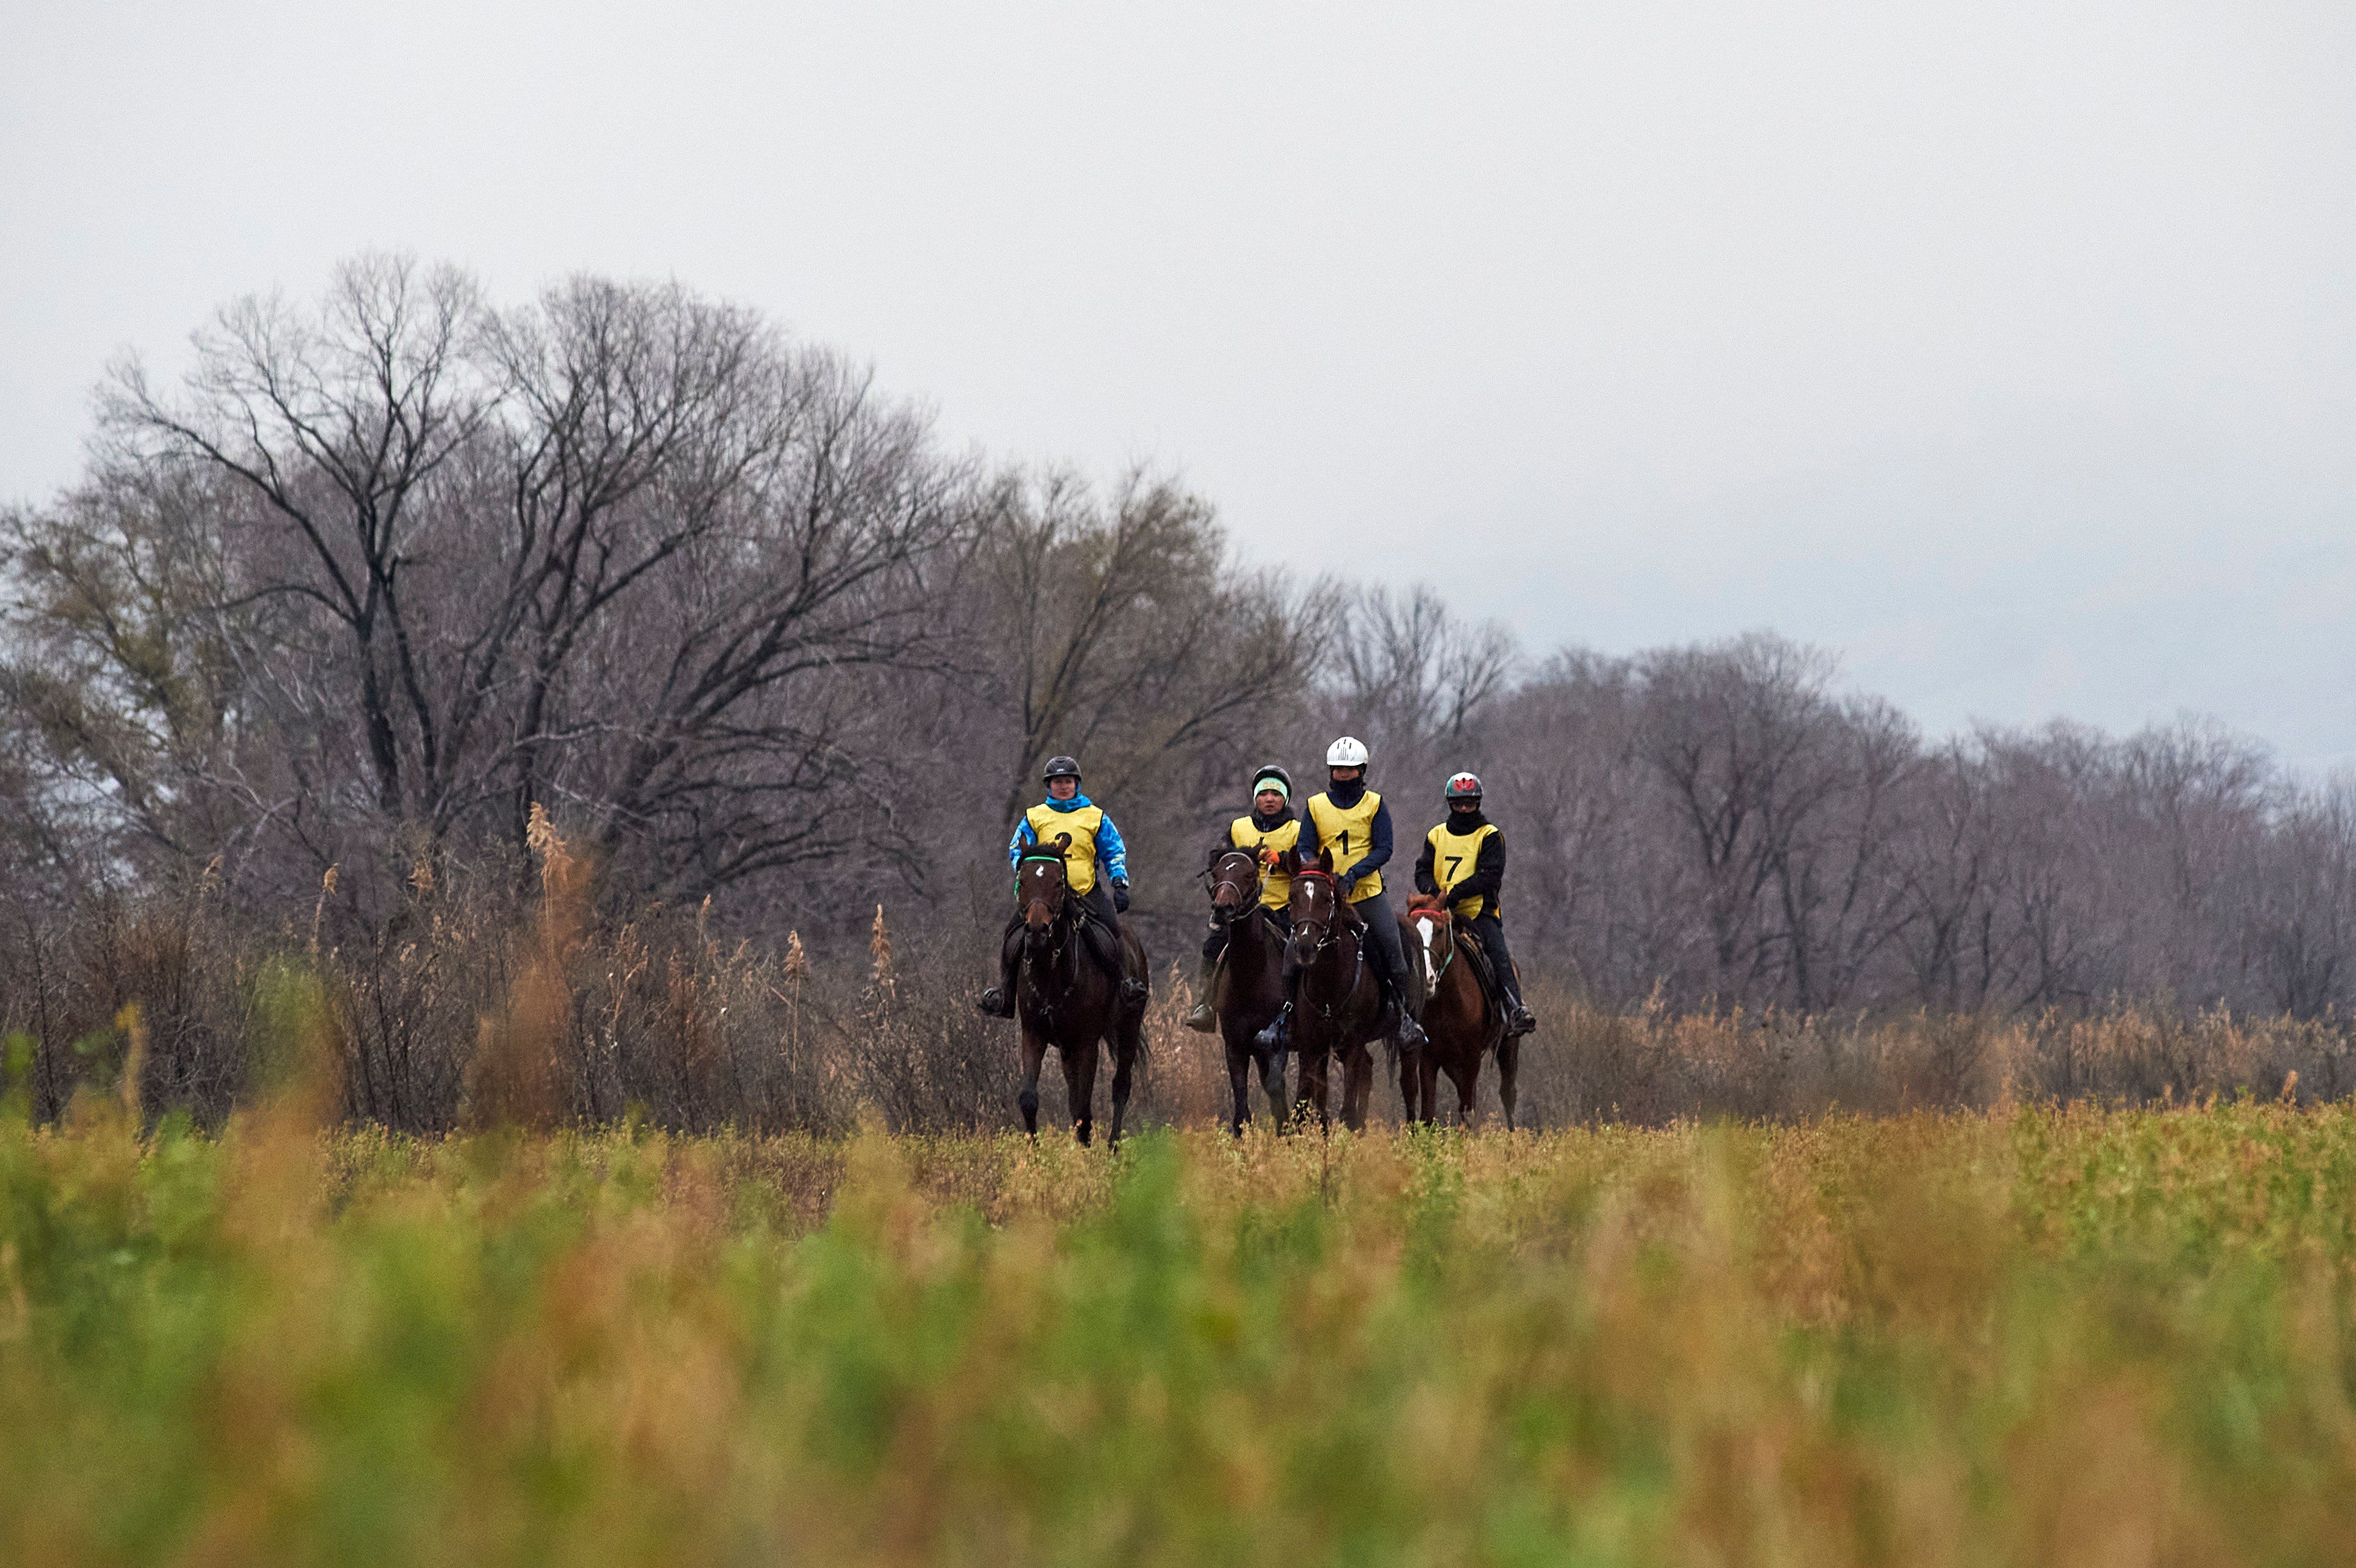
[4,255,2350,1056]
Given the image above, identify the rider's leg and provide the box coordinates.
[1353,886,1427,1049]
[1470,912,1536,1033]
[1253,931,1301,1052]
[977,907,1022,1017]
[1186,920,1226,1031]
[1080,882,1150,1006]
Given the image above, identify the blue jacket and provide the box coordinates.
[1007,793,1131,884]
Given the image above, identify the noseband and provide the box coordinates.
[1289,869,1347,960]
[1289,869,1366,1023]
[1203,850,1262,922]
[1017,853,1075,953]
[1409,903,1456,985]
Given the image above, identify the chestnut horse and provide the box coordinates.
[1401,897,1517,1127]
[1012,844,1148,1146]
[1282,853,1395,1132]
[1202,849,1291,1134]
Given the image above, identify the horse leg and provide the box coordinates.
[1451,1055,1481,1127]
[1224,1027,1252,1137]
[1297,1044,1330,1132]
[1417,1045,1442,1128]
[1397,1043,1417,1125]
[1261,1040,1292,1129]
[1017,1028,1047,1137]
[1496,1034,1520,1132]
[1062,1037,1099,1146]
[1342,1044,1372,1132]
[1107,1007,1140,1149]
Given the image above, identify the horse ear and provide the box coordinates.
[1053,832,1071,852]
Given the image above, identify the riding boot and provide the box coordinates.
[1374,942,1428,1051]
[1503,969,1536,1036]
[1471,915,1537,1036]
[1185,948,1220,1033]
[977,926,1020,1018]
[1253,958,1297,1052]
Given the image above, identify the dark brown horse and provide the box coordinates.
[1400,897,1516,1127]
[1282,853,1393,1132]
[1013,844,1148,1146]
[1203,849,1290,1134]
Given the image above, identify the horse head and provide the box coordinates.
[1018,836,1072,935]
[1286,849,1339,967]
[1207,849,1261,924]
[1406,895,1454,994]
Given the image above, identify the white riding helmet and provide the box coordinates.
[1325,735,1370,769]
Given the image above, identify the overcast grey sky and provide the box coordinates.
[6,2,2353,763]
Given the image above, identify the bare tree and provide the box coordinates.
[16,257,975,916]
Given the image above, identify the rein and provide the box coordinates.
[1290,871,1367,1024]
[1409,903,1456,987]
[1202,850,1263,924]
[1015,852,1076,1007]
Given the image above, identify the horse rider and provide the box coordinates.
[1414,771,1538,1037]
[1184,763,1299,1033]
[1256,736,1429,1052]
[977,755,1147,1017]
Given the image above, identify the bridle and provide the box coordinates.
[1408,901,1457,989]
[1288,868,1366,1023]
[1201,849,1263,928]
[1016,852,1075,996]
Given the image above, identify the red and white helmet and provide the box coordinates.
[1444,771,1483,803]
[1325,736,1370,769]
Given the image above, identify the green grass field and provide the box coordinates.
[6,1093,2356,1566]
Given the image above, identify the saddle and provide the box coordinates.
[1001,896,1130,981]
[1073,897,1128,978]
[1451,916,1506,1020]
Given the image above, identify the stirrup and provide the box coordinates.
[1120,976,1150,1007]
[1507,1004,1537,1037]
[1253,1004,1290,1051]
[1184,1002,1217,1033]
[976,986,1015,1019]
[1395,1013,1428,1051]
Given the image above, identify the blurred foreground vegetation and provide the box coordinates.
[7,1089,2356,1566]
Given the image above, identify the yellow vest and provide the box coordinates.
[1425,822,1501,921]
[1305,789,1383,902]
[1024,803,1105,895]
[1228,815,1301,911]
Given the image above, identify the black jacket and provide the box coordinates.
[1414,813,1506,918]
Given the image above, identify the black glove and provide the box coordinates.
[1336,872,1358,899]
[1112,880,1131,914]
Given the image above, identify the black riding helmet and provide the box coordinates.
[1042,755,1083,784]
[1250,763,1293,799]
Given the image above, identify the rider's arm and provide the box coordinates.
[1414,835,1440,897]
[1296,808,1325,863]
[1453,831,1506,905]
[1096,813,1131,885]
[1355,798,1395,875]
[1335,798,1392,893]
[1006,816,1037,872]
